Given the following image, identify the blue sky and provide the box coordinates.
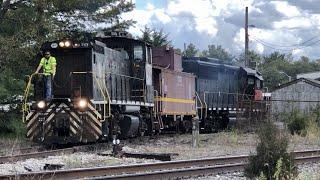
[122,0,320,59]
[135,0,166,10]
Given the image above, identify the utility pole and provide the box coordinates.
[245,6,249,67]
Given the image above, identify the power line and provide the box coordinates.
[251,37,320,52]
[252,35,320,48]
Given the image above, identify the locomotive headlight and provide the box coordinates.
[37,100,46,109]
[64,41,71,47]
[78,99,88,109]
[59,41,65,47]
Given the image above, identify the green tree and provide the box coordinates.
[139,26,171,47]
[183,43,198,57]
[238,50,262,67]
[201,45,234,62]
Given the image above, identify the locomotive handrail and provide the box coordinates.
[195,92,203,119]
[22,73,46,123]
[153,90,159,117]
[203,92,208,118]
[71,71,111,120]
[105,71,144,81]
[105,71,146,103]
[202,91,254,99]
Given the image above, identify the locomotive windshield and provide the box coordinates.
[256,79,261,89]
[248,77,254,85]
[134,45,143,60]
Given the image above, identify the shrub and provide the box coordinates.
[244,122,297,179]
[0,107,25,138]
[286,110,308,136]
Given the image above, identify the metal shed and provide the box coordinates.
[271,78,320,115]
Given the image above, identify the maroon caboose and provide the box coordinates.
[152,46,196,133]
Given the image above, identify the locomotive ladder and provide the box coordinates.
[93,75,111,121]
[71,71,111,122]
[153,90,164,131]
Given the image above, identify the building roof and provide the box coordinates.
[273,78,320,91]
[296,71,320,80]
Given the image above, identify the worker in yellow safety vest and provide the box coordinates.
[35,51,57,101]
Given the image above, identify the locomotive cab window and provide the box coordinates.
[134,46,143,61]
[147,47,152,64]
[256,79,261,89]
[248,77,254,85]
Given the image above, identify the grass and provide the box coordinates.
[0,136,30,156]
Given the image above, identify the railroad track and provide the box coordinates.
[0,143,108,164]
[1,149,320,180]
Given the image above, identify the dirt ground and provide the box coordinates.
[1,130,320,176]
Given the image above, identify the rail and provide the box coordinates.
[3,149,320,180]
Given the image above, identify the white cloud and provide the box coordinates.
[273,17,312,29]
[194,17,217,36]
[123,0,320,59]
[154,9,172,24]
[271,1,301,17]
[256,43,264,53]
[146,2,155,10]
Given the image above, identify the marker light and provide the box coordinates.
[78,99,88,109]
[51,43,58,48]
[64,41,71,47]
[37,101,46,109]
[59,41,65,47]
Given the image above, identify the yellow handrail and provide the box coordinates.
[72,71,111,121]
[22,73,46,123]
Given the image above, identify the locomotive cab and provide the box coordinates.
[240,67,263,101]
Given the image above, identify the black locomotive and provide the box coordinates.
[182,57,264,131]
[23,32,264,145]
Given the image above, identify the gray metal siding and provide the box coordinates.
[272,81,320,115]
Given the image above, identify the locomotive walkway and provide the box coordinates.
[1,149,320,180]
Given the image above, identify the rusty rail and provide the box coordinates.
[2,149,320,180]
[0,148,75,164]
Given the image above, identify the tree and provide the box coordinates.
[238,50,262,67]
[139,26,171,47]
[201,45,234,62]
[183,43,198,57]
[0,0,135,84]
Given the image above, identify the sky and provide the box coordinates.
[121,0,320,60]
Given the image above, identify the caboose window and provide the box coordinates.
[134,46,143,60]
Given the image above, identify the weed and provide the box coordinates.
[244,122,297,179]
[284,110,308,136]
